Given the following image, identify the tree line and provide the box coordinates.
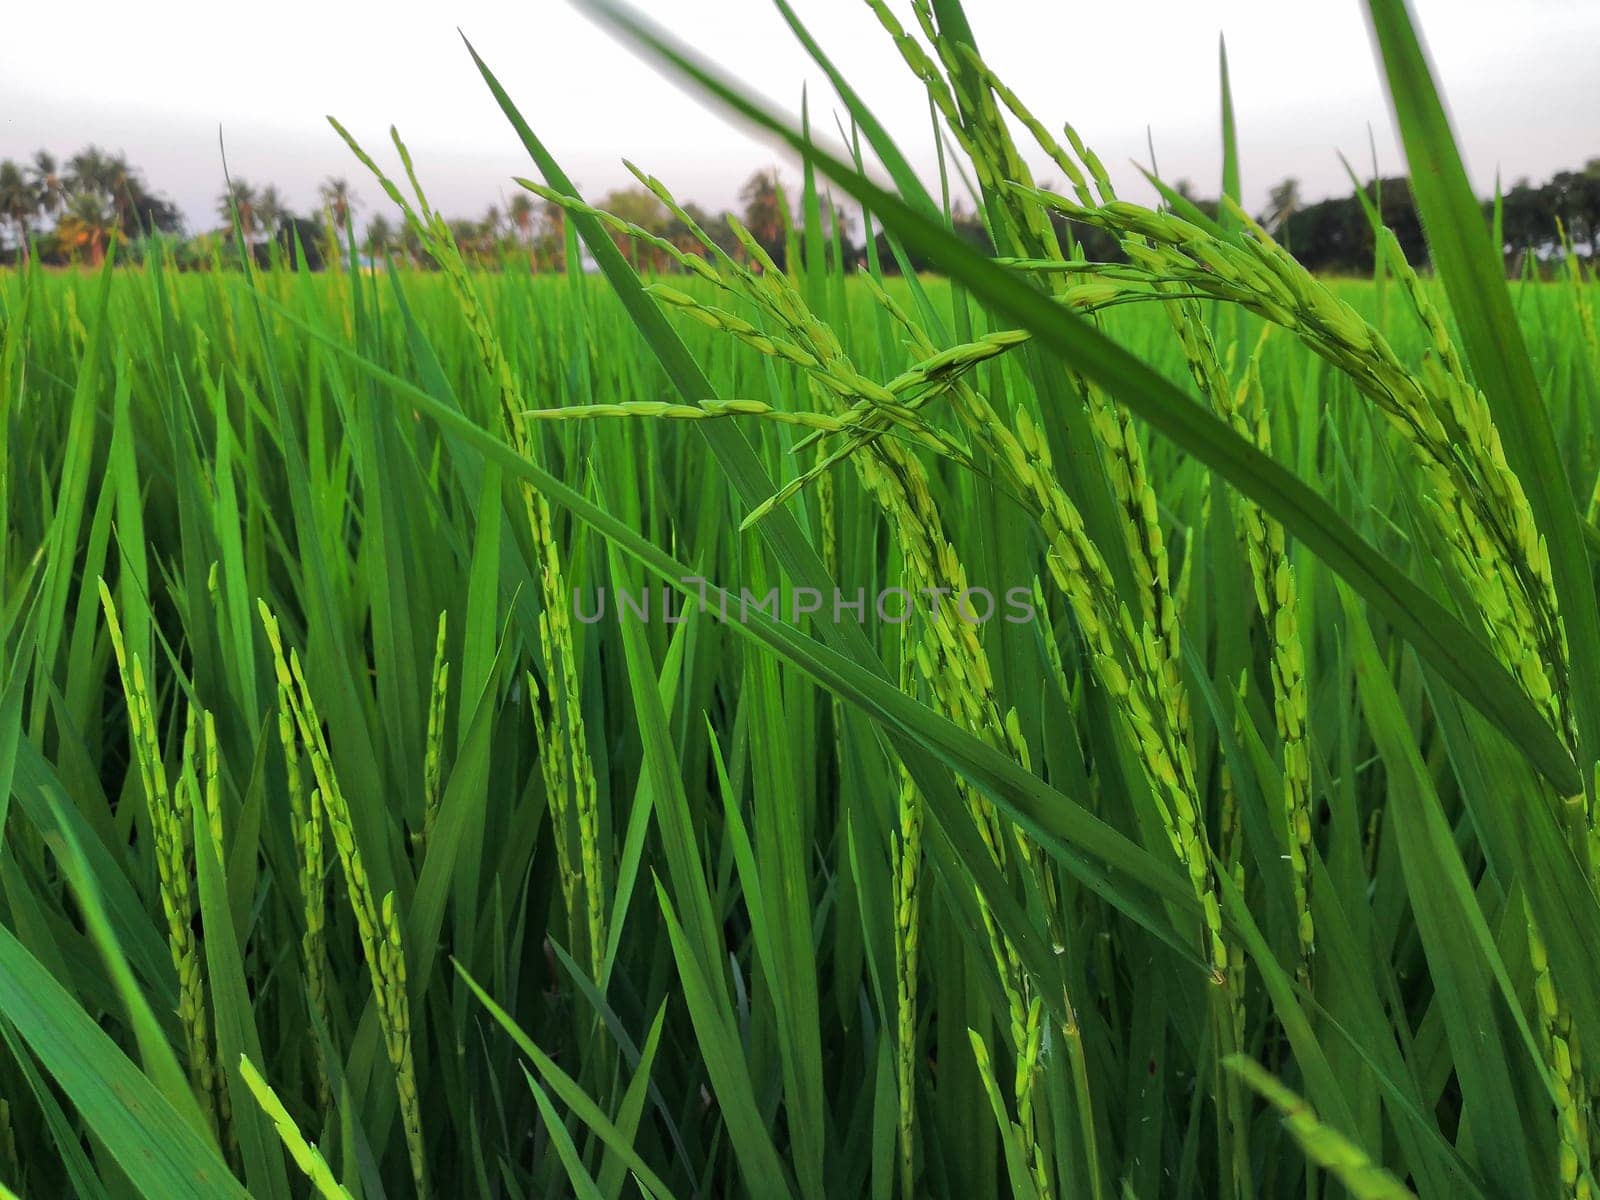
[0,148,182,265]
[0,149,837,273]
[2,144,1596,273]
[1259,162,1600,273]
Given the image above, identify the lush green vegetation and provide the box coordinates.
[3,2,1600,1199]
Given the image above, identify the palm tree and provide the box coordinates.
[363,213,395,264]
[1264,177,1302,248]
[57,191,115,265]
[319,177,357,230]
[256,185,289,237]
[399,220,426,268]
[509,193,535,245]
[738,169,802,267]
[448,218,485,263]
[218,179,260,241]
[533,201,566,273]
[739,168,785,252]
[0,160,37,260]
[64,146,170,239]
[102,151,136,231]
[66,146,114,197]
[29,151,65,219]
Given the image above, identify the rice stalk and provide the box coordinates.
[420,611,450,854]
[270,634,332,1110]
[334,120,608,980]
[180,707,235,1145]
[259,601,428,1198]
[1007,183,1573,766]
[1531,911,1594,1200]
[1200,338,1316,975]
[97,579,220,1138]
[890,662,922,1200]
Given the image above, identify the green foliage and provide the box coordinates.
[0,5,1599,1199]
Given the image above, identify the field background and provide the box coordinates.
[1,255,1596,1199]
[3,3,1600,1197]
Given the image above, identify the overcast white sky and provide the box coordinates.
[3,0,1596,233]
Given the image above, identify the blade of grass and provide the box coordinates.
[0,923,250,1199]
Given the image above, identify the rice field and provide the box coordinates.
[3,2,1600,1198]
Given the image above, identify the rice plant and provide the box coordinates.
[0,1,1597,1198]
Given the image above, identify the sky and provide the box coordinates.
[3,0,1597,234]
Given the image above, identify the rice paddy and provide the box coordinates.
[2,2,1599,1198]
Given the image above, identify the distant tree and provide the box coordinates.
[123,187,182,238]
[319,177,357,230]
[66,149,129,230]
[1499,176,1544,262]
[506,192,565,269]
[1492,169,1600,264]
[1263,177,1302,248]
[482,204,504,246]
[1280,176,1422,273]
[218,179,260,241]
[57,190,116,265]
[508,193,536,245]
[1544,166,1600,251]
[1170,178,1221,222]
[447,217,488,263]
[824,196,854,245]
[599,185,670,270]
[1286,193,1362,270]
[29,151,65,219]
[399,219,431,268]
[739,168,788,266]
[274,216,326,270]
[531,199,567,272]
[1373,177,1426,264]
[54,145,176,241]
[364,213,396,263]
[256,185,290,237]
[66,146,114,200]
[0,161,36,259]
[102,152,137,231]
[600,186,667,231]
